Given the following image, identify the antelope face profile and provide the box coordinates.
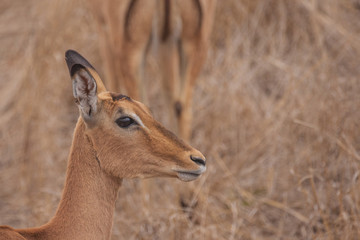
[66,50,206,182]
[0,50,207,240]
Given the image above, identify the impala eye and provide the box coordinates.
[115,117,136,128]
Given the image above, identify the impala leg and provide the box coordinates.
[89,0,124,93]
[158,38,181,132]
[115,0,156,102]
[178,40,206,141]
[116,44,145,101]
[92,0,155,101]
[176,0,216,141]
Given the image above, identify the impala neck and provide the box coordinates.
[23,118,121,240]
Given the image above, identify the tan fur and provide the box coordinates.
[89,0,217,140]
[0,51,206,240]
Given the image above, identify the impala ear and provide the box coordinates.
[72,68,98,119]
[65,50,107,120]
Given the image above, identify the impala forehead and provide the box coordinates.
[114,100,150,118]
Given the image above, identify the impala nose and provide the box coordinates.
[190,155,206,167]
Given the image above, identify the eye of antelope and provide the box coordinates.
[115,116,137,128]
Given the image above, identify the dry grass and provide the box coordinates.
[1,0,360,239]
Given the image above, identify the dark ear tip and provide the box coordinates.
[65,49,77,57]
[65,49,78,61]
[65,49,95,76]
[65,50,78,75]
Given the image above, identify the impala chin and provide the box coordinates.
[174,165,206,182]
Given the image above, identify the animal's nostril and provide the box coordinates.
[190,155,206,166]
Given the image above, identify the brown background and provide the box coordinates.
[1,0,360,239]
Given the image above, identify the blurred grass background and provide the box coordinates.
[1,0,360,239]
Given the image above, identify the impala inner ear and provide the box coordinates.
[72,67,98,119]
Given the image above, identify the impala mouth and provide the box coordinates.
[175,165,206,182]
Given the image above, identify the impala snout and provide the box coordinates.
[173,152,206,182]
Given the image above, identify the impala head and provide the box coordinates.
[65,50,206,181]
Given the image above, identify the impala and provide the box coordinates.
[0,50,206,240]
[89,0,217,140]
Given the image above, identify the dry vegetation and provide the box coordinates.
[1,0,360,239]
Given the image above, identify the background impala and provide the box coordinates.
[88,0,216,141]
[0,0,360,239]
